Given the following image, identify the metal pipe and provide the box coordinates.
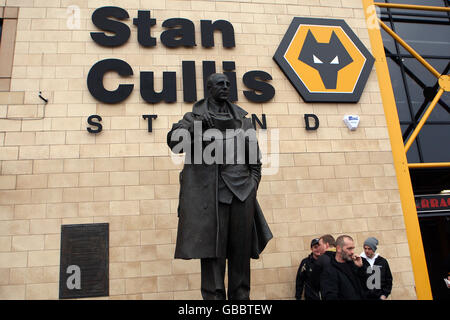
[374,2,450,12]
[408,162,450,168]
[378,19,442,79]
[404,87,445,152]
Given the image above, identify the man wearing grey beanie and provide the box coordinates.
[360,237,393,300]
[364,237,378,252]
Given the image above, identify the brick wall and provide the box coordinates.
[0,0,416,300]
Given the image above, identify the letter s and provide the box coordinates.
[243,71,275,103]
[87,115,103,133]
[91,6,130,47]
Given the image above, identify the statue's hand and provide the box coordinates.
[201,112,214,129]
[181,112,196,133]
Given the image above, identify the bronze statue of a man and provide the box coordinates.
[167,73,272,300]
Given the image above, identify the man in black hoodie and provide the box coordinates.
[309,234,336,299]
[295,238,321,300]
[320,235,367,300]
[360,237,393,300]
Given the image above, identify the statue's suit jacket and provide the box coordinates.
[167,98,273,259]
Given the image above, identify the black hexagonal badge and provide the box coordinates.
[273,17,374,103]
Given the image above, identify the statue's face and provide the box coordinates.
[208,74,230,102]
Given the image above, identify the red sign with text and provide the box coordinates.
[415,195,450,213]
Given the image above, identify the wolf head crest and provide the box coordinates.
[273,17,375,102]
[298,30,353,89]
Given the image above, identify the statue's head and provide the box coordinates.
[206,73,230,102]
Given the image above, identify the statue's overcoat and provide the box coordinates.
[167,99,273,259]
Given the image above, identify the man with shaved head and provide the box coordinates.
[320,235,367,300]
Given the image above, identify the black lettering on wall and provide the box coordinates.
[91,6,130,47]
[87,59,134,104]
[140,72,177,103]
[87,115,103,133]
[304,114,320,130]
[88,9,277,106]
[182,61,197,102]
[252,114,267,130]
[243,71,275,103]
[161,18,196,48]
[201,20,235,48]
[142,114,158,132]
[223,61,237,102]
[133,10,156,47]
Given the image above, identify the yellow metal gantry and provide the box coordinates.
[374,2,450,168]
[363,0,450,300]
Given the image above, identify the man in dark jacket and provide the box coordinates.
[320,235,367,300]
[296,238,321,300]
[360,237,393,300]
[167,73,272,300]
[309,234,336,299]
